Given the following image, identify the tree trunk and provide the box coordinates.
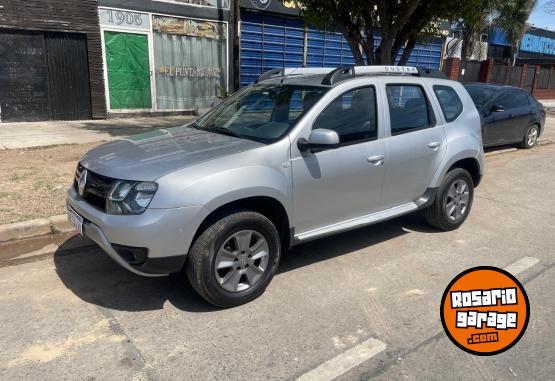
[376,37,394,65]
[398,38,416,66]
[344,34,365,65]
[361,27,375,65]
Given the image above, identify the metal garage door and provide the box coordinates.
[0,30,92,122]
[240,11,442,86]
[240,10,304,86]
[45,32,92,120]
[0,30,50,122]
[306,29,442,69]
[306,28,357,67]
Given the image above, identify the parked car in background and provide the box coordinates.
[464,83,546,149]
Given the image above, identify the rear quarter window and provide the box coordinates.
[433,85,463,122]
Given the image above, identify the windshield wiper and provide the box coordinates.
[205,126,243,139]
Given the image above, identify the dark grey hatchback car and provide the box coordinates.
[464,83,546,149]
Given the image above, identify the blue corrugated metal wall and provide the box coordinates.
[306,29,357,67]
[240,11,443,86]
[240,11,304,86]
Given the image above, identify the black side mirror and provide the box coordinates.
[491,104,504,113]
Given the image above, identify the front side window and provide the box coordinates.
[434,85,463,122]
[465,85,496,109]
[386,84,434,135]
[312,86,378,145]
[194,84,328,143]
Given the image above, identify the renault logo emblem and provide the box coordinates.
[78,169,88,196]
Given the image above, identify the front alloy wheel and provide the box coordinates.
[214,230,270,293]
[186,211,281,308]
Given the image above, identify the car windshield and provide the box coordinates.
[465,86,497,109]
[193,84,329,143]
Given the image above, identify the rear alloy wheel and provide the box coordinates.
[424,168,474,231]
[186,211,281,308]
[521,125,539,149]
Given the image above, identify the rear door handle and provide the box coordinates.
[428,142,441,150]
[367,155,385,165]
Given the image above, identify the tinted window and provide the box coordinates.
[195,84,328,143]
[434,85,463,122]
[386,85,433,135]
[495,90,529,110]
[313,86,377,144]
[465,85,496,108]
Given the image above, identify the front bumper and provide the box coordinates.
[67,187,210,276]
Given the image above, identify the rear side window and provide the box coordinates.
[433,85,463,122]
[386,84,435,135]
[495,90,529,110]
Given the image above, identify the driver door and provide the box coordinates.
[291,86,386,235]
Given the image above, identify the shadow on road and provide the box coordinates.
[54,213,435,313]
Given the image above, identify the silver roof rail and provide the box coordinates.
[255,65,446,85]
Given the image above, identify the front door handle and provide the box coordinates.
[428,141,441,150]
[367,155,385,165]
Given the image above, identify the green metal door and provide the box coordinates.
[104,31,152,109]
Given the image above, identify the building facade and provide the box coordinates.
[97,0,232,116]
[0,0,106,122]
[239,0,443,87]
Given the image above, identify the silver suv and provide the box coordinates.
[67,66,484,307]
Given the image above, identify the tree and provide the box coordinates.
[449,0,536,65]
[495,0,537,64]
[292,0,478,65]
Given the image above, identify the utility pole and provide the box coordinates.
[233,0,241,91]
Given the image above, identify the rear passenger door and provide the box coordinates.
[484,89,530,145]
[380,81,447,209]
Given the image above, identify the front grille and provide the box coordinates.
[74,163,116,212]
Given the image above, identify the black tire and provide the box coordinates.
[520,124,539,149]
[186,211,281,308]
[423,168,474,231]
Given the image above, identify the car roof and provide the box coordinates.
[255,66,448,88]
[463,82,521,91]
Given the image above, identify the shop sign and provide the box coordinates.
[99,8,151,31]
[153,16,226,39]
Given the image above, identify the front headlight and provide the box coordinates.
[106,181,158,215]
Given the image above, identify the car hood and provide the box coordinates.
[79,126,264,181]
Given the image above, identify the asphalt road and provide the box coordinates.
[1,144,554,381]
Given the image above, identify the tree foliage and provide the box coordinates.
[293,0,535,66]
[293,0,474,65]
[451,0,536,64]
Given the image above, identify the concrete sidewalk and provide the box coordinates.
[0,115,196,150]
[541,99,555,114]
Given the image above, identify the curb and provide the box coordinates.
[0,214,74,243]
[484,148,517,157]
[484,139,553,157]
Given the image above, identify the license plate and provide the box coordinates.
[67,204,83,235]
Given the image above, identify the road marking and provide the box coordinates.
[297,338,386,381]
[504,257,540,276]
